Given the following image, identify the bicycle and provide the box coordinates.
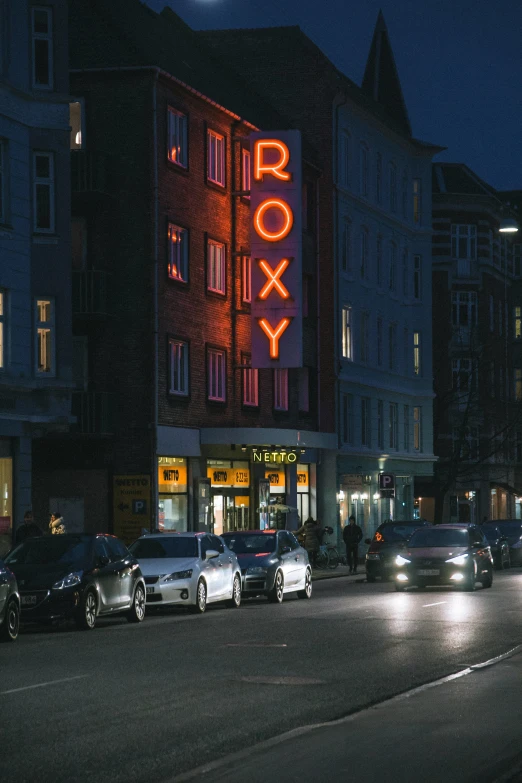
[317,527,344,570]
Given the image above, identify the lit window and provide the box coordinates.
[515,368,522,402]
[413,179,422,224]
[167,108,188,168]
[274,368,288,411]
[168,224,188,283]
[69,101,83,149]
[342,307,352,360]
[413,407,422,451]
[0,291,5,368]
[242,354,258,407]
[207,240,225,294]
[207,129,225,186]
[31,7,53,89]
[241,148,250,196]
[169,339,189,396]
[242,255,251,303]
[33,152,54,233]
[208,348,226,401]
[413,331,421,376]
[36,299,54,374]
[0,140,6,223]
[360,227,369,279]
[360,144,369,197]
[413,255,421,300]
[515,306,521,339]
[389,403,398,449]
[361,397,371,446]
[389,163,397,212]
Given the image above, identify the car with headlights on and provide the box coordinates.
[365,520,431,582]
[4,534,146,630]
[490,520,522,565]
[482,524,510,569]
[0,559,20,642]
[394,524,493,591]
[221,530,312,603]
[129,533,242,614]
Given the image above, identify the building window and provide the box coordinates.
[413,179,421,224]
[33,152,54,233]
[515,368,522,402]
[389,163,397,212]
[242,354,258,407]
[361,397,371,447]
[207,129,225,186]
[0,140,6,223]
[413,407,422,451]
[360,227,369,279]
[69,101,83,149]
[404,405,410,451]
[389,403,398,449]
[376,152,382,203]
[402,247,408,297]
[388,323,396,370]
[413,331,421,376]
[242,255,251,303]
[167,224,188,283]
[452,358,475,393]
[341,218,352,274]
[376,235,383,287]
[401,171,408,217]
[389,242,397,292]
[241,148,250,196]
[36,299,54,374]
[451,224,477,260]
[274,368,288,411]
[339,131,350,187]
[167,107,188,168]
[207,240,225,294]
[169,339,189,396]
[377,317,383,366]
[342,394,354,444]
[515,307,522,339]
[377,400,384,449]
[360,143,369,197]
[451,291,477,329]
[0,290,5,368]
[31,7,53,89]
[208,348,226,402]
[413,255,421,300]
[342,307,352,360]
[298,367,309,412]
[360,311,369,363]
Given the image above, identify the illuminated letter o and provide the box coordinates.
[288,453,297,463]
[254,198,293,242]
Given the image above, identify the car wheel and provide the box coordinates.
[191,579,207,614]
[366,574,376,583]
[298,568,313,599]
[482,566,493,589]
[0,599,20,642]
[126,584,146,623]
[75,590,97,630]
[268,570,284,604]
[226,575,241,608]
[462,565,477,592]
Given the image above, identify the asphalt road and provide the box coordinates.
[2,570,522,783]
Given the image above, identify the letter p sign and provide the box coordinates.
[378,473,395,498]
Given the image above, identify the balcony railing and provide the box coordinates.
[454,257,478,278]
[71,151,110,195]
[72,270,110,316]
[71,391,113,434]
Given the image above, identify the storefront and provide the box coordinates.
[157,457,189,532]
[206,460,251,535]
[0,439,13,557]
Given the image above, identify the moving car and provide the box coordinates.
[491,520,522,565]
[0,559,20,642]
[5,534,146,630]
[365,520,431,582]
[129,533,242,614]
[221,529,312,603]
[393,524,493,591]
[482,524,510,569]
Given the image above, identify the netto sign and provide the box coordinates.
[253,451,297,464]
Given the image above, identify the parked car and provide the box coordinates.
[0,559,20,642]
[490,520,522,565]
[482,524,510,569]
[221,530,312,603]
[365,520,431,582]
[393,524,493,591]
[129,533,242,614]
[4,534,146,630]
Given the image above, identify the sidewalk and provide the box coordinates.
[311,564,366,582]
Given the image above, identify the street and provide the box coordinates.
[2,571,522,782]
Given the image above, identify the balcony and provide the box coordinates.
[71,391,113,435]
[72,270,110,317]
[454,257,478,280]
[71,151,112,205]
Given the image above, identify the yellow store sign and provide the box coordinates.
[265,468,285,491]
[113,475,151,544]
[297,469,309,488]
[158,465,187,493]
[207,467,250,488]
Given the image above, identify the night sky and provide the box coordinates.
[145,0,521,191]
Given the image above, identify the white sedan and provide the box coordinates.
[128,532,242,613]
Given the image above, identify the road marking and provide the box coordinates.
[423,601,447,607]
[239,676,324,686]
[224,643,288,648]
[0,674,88,696]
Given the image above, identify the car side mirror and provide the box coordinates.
[364,538,371,545]
[205,549,219,560]
[280,546,291,555]
[98,556,110,567]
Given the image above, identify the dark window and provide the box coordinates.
[210,535,224,554]
[129,537,198,559]
[6,536,89,565]
[408,528,469,548]
[222,534,276,554]
[94,538,110,562]
[105,536,128,561]
[200,535,212,559]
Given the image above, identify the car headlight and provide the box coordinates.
[52,571,83,590]
[445,554,468,565]
[395,555,411,566]
[163,570,193,582]
[246,566,268,575]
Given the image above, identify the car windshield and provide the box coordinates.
[129,537,198,559]
[373,525,423,543]
[496,521,522,537]
[5,536,90,566]
[408,528,469,548]
[222,534,276,554]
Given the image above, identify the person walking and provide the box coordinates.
[343,515,363,574]
[296,517,321,568]
[49,512,66,535]
[15,510,43,546]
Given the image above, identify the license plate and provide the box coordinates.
[417,569,439,576]
[146,587,155,594]
[21,595,37,606]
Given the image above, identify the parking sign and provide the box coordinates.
[379,473,395,498]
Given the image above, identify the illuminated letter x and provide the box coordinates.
[258,257,292,300]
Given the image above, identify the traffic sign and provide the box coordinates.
[379,473,395,498]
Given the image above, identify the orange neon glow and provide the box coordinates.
[253,140,291,182]
[258,317,292,359]
[253,198,293,242]
[258,258,291,300]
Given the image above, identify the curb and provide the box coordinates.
[312,572,366,583]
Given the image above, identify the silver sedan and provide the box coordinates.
[129,533,242,613]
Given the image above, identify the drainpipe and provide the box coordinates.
[151,71,159,530]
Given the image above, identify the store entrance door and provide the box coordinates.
[212,492,250,535]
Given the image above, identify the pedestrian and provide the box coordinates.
[343,515,363,574]
[49,512,66,535]
[296,516,321,567]
[15,510,43,546]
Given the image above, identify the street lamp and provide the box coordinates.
[499,217,519,233]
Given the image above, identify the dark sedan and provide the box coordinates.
[394,524,493,591]
[492,520,522,565]
[482,524,510,569]
[4,534,146,630]
[365,520,431,582]
[0,559,20,642]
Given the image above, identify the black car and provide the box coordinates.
[365,520,431,582]
[482,524,510,569]
[4,534,146,630]
[490,520,522,565]
[0,559,20,642]
[394,524,493,591]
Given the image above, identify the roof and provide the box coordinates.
[432,163,500,198]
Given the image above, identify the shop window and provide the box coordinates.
[0,455,12,557]
[158,457,188,532]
